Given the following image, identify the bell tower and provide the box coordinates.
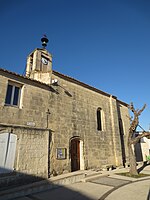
[25,35,52,85]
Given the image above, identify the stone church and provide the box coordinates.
[0,36,130,181]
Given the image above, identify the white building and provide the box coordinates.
[135,132,150,162]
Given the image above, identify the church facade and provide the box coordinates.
[0,42,130,180]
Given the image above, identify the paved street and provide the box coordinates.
[13,179,150,200]
[26,182,112,200]
[13,167,150,200]
[105,179,150,200]
[1,164,149,200]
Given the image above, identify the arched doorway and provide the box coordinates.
[70,137,84,172]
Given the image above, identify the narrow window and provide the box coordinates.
[97,108,102,131]
[5,82,21,107]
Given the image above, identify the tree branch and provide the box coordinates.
[131,131,150,144]
[137,104,146,116]
[128,102,135,113]
[128,103,146,135]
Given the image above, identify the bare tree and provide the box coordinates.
[128,103,150,175]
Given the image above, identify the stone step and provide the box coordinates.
[0,172,85,200]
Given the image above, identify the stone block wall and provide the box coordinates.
[0,70,130,176]
[49,73,130,173]
[0,72,50,129]
[0,126,49,178]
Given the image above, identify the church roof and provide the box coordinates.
[0,67,128,107]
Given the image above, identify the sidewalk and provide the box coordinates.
[28,164,150,200]
[94,164,150,200]
[105,179,150,200]
[1,164,150,200]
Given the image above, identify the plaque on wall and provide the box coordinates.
[56,148,66,160]
[27,122,35,127]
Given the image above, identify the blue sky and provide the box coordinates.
[1,0,150,130]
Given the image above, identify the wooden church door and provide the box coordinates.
[71,138,80,171]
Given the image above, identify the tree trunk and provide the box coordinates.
[128,138,138,175]
[127,103,147,176]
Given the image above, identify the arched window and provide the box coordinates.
[97,108,102,131]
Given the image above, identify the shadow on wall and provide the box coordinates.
[135,142,143,162]
[0,167,93,200]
